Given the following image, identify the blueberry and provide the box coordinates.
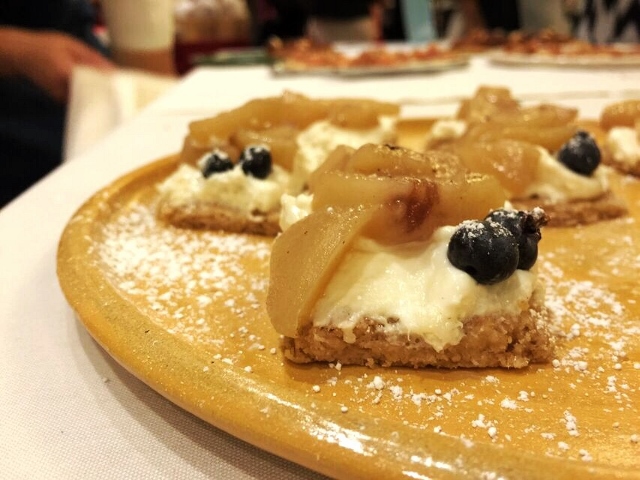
[201,149,233,178]
[485,208,548,270]
[557,130,601,176]
[447,220,519,285]
[239,145,272,179]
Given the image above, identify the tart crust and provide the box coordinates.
[157,199,280,236]
[513,191,627,227]
[282,294,554,369]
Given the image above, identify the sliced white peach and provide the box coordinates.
[267,205,380,337]
[456,86,519,122]
[312,170,436,212]
[188,92,328,144]
[188,92,400,144]
[600,99,640,130]
[307,145,353,190]
[435,172,507,227]
[328,102,387,129]
[365,171,507,244]
[464,123,577,152]
[231,126,299,170]
[489,103,578,127]
[447,140,540,197]
[344,143,439,178]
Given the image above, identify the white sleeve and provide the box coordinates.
[100,0,176,51]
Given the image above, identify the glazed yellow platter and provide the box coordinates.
[57,120,640,479]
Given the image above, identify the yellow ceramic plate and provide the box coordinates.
[58,123,640,479]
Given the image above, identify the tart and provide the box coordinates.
[268,37,467,74]
[453,28,640,64]
[266,144,554,368]
[156,91,399,235]
[425,86,627,226]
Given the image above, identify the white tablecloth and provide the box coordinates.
[63,66,177,161]
[2,56,639,479]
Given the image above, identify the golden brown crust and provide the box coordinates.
[157,200,281,236]
[282,301,554,369]
[512,191,627,227]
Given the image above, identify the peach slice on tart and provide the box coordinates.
[441,139,542,198]
[455,87,579,153]
[188,92,329,145]
[488,103,578,128]
[600,99,640,130]
[309,143,440,183]
[310,144,506,243]
[267,205,381,338]
[453,86,580,152]
[231,126,299,171]
[427,87,583,158]
[462,122,578,153]
[456,86,519,123]
[456,86,577,128]
[182,91,400,171]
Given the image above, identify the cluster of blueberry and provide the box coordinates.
[201,145,272,179]
[447,208,548,285]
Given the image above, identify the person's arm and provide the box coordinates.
[457,0,486,33]
[100,0,176,76]
[0,27,114,102]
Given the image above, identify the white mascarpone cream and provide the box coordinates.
[311,228,537,351]
[424,119,467,148]
[288,116,397,192]
[522,147,607,202]
[607,126,640,168]
[278,194,537,351]
[158,159,290,215]
[279,192,313,231]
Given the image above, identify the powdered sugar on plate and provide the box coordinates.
[96,202,271,349]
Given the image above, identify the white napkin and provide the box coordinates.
[63,66,177,161]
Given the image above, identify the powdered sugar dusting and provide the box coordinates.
[96,203,271,351]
